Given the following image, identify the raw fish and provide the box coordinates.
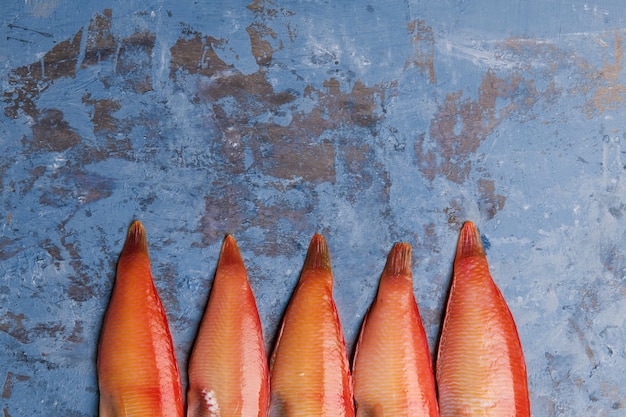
[436,221,529,417]
[268,233,354,417]
[98,221,184,417]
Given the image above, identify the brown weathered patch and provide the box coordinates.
[415,71,511,184]
[583,31,626,117]
[245,0,297,65]
[115,31,156,94]
[1,372,30,399]
[444,201,465,228]
[477,178,506,220]
[42,239,63,261]
[3,29,83,119]
[252,137,336,183]
[81,9,116,68]
[169,13,388,246]
[0,312,30,344]
[30,109,81,152]
[31,321,65,338]
[66,321,84,344]
[0,238,22,261]
[405,19,436,83]
[169,34,233,81]
[82,94,121,134]
[67,260,97,302]
[194,186,250,247]
[82,94,135,160]
[247,23,281,67]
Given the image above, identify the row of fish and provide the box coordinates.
[97,220,529,416]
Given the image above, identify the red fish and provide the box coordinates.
[187,235,269,417]
[436,221,529,416]
[352,243,439,417]
[98,220,184,417]
[268,233,354,417]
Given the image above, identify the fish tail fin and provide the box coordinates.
[303,233,331,272]
[218,234,245,268]
[382,242,412,277]
[121,220,149,256]
[456,221,485,259]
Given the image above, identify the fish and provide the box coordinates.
[436,221,529,417]
[352,243,439,417]
[268,233,354,417]
[97,220,184,417]
[186,235,269,417]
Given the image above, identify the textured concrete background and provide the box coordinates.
[2,1,626,415]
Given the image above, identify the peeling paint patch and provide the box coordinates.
[81,9,116,68]
[30,109,81,152]
[584,31,626,117]
[3,29,83,119]
[405,19,436,83]
[1,372,30,399]
[170,34,234,80]
[0,313,30,344]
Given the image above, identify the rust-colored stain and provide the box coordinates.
[405,19,436,83]
[584,30,626,117]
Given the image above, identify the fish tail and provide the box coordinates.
[218,234,244,268]
[456,221,484,259]
[121,220,149,256]
[382,243,412,277]
[302,233,332,272]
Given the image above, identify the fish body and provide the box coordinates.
[268,233,354,417]
[352,243,439,417]
[98,221,184,417]
[187,235,269,417]
[436,221,529,417]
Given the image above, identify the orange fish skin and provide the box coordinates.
[436,221,529,417]
[97,221,184,417]
[352,243,439,417]
[269,233,354,417]
[187,235,269,417]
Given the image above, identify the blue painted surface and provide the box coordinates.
[1,1,626,415]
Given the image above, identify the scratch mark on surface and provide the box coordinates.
[7,23,53,38]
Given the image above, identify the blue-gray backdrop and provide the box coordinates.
[2,1,626,415]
